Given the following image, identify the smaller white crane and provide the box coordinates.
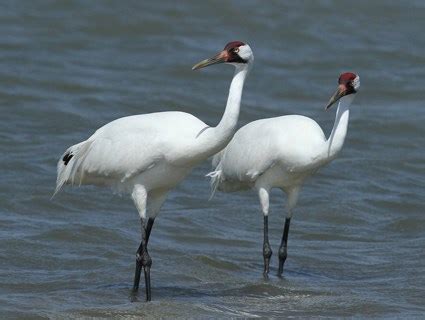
[209,72,360,276]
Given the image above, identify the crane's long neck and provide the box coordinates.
[216,66,248,141]
[324,94,355,160]
[197,65,250,156]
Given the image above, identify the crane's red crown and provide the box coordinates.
[338,72,357,85]
[224,41,246,51]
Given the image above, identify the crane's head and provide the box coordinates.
[192,41,253,70]
[325,72,360,110]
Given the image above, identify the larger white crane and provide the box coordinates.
[54,41,254,301]
[209,72,360,276]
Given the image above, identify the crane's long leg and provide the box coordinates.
[278,217,291,276]
[278,188,299,276]
[258,187,272,277]
[263,215,272,276]
[131,188,166,302]
[131,185,161,302]
[133,217,155,301]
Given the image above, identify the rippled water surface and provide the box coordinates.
[1,1,425,318]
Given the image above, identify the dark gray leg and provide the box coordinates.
[132,218,155,301]
[278,217,291,276]
[263,216,272,277]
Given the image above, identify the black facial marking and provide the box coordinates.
[227,48,247,64]
[62,152,73,165]
[346,82,357,94]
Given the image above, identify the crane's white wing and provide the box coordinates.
[210,115,327,193]
[56,111,208,194]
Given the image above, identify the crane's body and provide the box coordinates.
[57,111,211,198]
[209,73,360,276]
[55,41,254,301]
[212,115,332,192]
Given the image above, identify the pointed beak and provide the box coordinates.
[192,50,228,70]
[325,85,347,110]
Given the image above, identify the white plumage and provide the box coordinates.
[209,72,360,276]
[211,115,326,190]
[54,41,254,301]
[56,111,210,195]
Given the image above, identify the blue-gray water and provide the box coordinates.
[1,1,424,318]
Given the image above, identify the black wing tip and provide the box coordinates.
[62,152,74,166]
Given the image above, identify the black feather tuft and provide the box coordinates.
[62,152,73,165]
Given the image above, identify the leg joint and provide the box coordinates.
[278,246,287,260]
[136,250,152,267]
[263,243,273,259]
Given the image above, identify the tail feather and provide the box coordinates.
[207,150,226,200]
[206,161,223,200]
[52,140,92,198]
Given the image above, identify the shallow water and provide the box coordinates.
[1,1,425,318]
